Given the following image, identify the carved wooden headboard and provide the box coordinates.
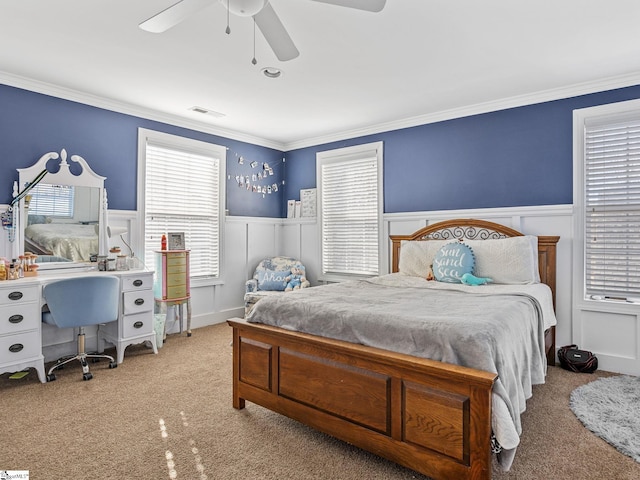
[389,218,560,308]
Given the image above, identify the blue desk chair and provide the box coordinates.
[42,276,120,381]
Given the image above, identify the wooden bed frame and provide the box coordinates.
[228,219,559,480]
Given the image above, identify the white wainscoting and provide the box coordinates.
[277,204,575,359]
[5,204,640,374]
[573,301,640,375]
[381,205,574,361]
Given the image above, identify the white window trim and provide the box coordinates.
[573,98,640,312]
[137,128,226,286]
[316,141,384,283]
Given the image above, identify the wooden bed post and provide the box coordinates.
[232,326,245,410]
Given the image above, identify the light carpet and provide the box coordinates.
[2,323,640,479]
[570,374,640,463]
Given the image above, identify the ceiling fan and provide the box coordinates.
[139,0,386,62]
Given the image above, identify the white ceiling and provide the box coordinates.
[2,1,640,150]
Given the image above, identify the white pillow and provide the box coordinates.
[465,235,539,284]
[398,240,448,278]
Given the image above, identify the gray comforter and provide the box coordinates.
[246,273,556,470]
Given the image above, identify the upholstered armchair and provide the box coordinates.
[244,256,310,316]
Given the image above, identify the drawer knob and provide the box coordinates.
[133,279,143,287]
[134,298,145,306]
[9,343,24,353]
[133,321,144,329]
[8,314,24,324]
[8,291,23,301]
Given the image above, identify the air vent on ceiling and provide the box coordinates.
[189,106,226,118]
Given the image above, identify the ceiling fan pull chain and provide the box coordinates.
[251,19,257,65]
[225,0,231,34]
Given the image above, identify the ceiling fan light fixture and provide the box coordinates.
[261,67,282,78]
[222,0,267,17]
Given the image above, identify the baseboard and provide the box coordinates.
[164,307,244,334]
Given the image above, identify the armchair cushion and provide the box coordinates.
[244,256,310,316]
[246,256,310,292]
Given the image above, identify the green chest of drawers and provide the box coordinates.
[154,250,190,301]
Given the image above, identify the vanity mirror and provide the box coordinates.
[14,149,108,263]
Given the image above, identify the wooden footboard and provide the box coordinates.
[229,318,497,480]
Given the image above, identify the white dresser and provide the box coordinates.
[0,279,45,383]
[97,270,156,364]
[0,268,157,384]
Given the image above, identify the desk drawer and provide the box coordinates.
[123,289,153,315]
[0,286,39,306]
[122,312,154,338]
[0,304,39,335]
[122,274,153,292]
[0,331,40,361]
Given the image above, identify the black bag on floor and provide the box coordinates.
[558,344,598,373]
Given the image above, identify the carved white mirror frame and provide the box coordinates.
[14,148,108,260]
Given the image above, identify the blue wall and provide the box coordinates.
[0,84,283,217]
[284,84,640,215]
[4,82,640,219]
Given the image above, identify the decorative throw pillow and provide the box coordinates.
[257,270,289,291]
[398,239,449,278]
[432,242,475,283]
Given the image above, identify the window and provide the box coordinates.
[317,141,383,280]
[28,184,74,218]
[137,129,226,280]
[575,100,640,301]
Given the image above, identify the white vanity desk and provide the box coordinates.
[0,266,157,384]
[2,148,157,383]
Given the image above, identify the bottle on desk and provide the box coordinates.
[161,234,167,250]
[18,255,25,278]
[8,262,16,280]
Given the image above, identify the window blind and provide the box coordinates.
[320,152,380,276]
[28,184,74,217]
[584,118,640,299]
[144,142,221,278]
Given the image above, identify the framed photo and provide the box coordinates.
[167,232,185,250]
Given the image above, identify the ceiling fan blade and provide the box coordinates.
[253,2,299,62]
[311,0,386,13]
[139,0,216,33]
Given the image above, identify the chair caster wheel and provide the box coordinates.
[187,332,192,337]
[83,372,93,381]
[109,362,117,369]
[46,374,57,382]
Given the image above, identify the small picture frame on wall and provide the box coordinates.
[167,232,185,250]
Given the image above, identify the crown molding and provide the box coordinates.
[0,71,286,151]
[4,69,640,154]
[283,72,640,151]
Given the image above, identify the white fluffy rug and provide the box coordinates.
[570,375,640,462]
